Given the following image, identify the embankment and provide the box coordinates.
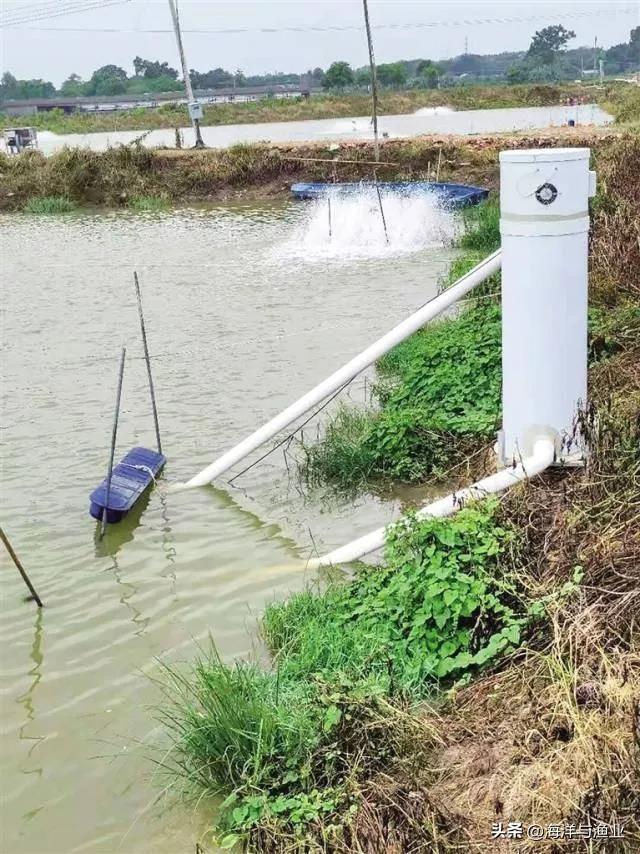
[0,127,634,212]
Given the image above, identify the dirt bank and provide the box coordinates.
[0,128,631,211]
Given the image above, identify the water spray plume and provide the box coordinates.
[274,190,457,262]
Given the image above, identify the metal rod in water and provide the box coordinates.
[327,195,332,239]
[134,272,162,454]
[0,526,43,607]
[101,347,126,539]
[374,181,389,245]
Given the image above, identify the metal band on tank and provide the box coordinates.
[501,210,589,223]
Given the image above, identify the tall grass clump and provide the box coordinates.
[22,195,76,213]
[128,194,170,211]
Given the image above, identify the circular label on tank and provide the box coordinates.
[535,182,558,205]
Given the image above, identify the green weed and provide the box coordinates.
[128,194,170,211]
[22,195,76,213]
[264,499,526,693]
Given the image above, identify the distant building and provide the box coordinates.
[0,83,322,117]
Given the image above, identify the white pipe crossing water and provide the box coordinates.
[174,249,502,490]
[308,436,556,568]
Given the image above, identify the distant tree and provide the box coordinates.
[416,60,439,88]
[190,67,234,89]
[133,57,179,79]
[0,72,56,99]
[506,64,528,84]
[311,66,325,84]
[376,62,407,87]
[234,68,246,87]
[127,75,182,94]
[85,64,128,96]
[528,25,576,65]
[0,72,19,99]
[60,73,85,96]
[322,61,354,89]
[354,67,371,87]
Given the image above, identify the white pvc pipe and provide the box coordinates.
[175,249,502,490]
[308,436,555,568]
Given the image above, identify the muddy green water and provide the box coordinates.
[0,200,454,853]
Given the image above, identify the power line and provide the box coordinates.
[4,4,636,32]
[0,0,131,27]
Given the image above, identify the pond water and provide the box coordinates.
[0,195,458,852]
[32,103,613,155]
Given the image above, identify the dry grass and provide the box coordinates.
[0,129,633,212]
[427,614,639,852]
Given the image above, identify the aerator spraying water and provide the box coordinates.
[173,148,596,567]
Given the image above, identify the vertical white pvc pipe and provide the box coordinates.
[499,148,594,464]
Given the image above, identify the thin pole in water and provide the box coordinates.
[0,526,43,608]
[374,178,389,245]
[362,0,380,163]
[101,347,126,539]
[327,195,332,239]
[436,148,442,183]
[134,272,162,455]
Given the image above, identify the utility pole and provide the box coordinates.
[167,0,204,148]
[362,0,379,162]
[594,35,598,72]
[464,35,469,55]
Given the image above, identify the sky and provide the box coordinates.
[1,0,638,85]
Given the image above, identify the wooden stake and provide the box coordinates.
[134,272,162,454]
[0,526,43,607]
[101,347,126,539]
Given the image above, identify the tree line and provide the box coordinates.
[323,26,639,89]
[1,25,637,102]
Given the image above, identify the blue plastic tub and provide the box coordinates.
[290,181,489,207]
[90,446,165,523]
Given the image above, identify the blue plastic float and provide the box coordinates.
[90,446,165,524]
[290,181,488,207]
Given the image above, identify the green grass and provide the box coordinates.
[22,195,76,213]
[127,194,170,211]
[300,199,503,491]
[159,499,532,848]
[263,500,526,692]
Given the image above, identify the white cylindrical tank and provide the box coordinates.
[499,147,595,464]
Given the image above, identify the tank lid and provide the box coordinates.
[499,147,591,163]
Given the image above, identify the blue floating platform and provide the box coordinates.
[291,181,489,207]
[90,447,165,524]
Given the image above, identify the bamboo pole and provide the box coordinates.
[0,526,43,607]
[101,347,126,538]
[362,0,380,163]
[375,182,389,245]
[134,272,162,455]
